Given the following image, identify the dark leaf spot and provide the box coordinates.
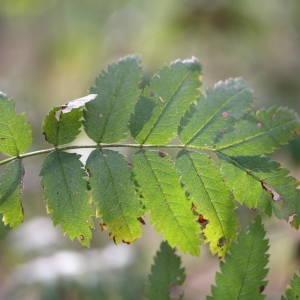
[150,91,154,97]
[0,138,5,140]
[86,169,92,177]
[113,236,117,245]
[191,202,197,211]
[259,285,265,293]
[137,217,146,225]
[198,214,208,224]
[122,240,131,244]
[251,207,257,211]
[79,235,84,241]
[158,151,166,158]
[128,162,134,168]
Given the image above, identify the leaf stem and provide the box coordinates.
[0,143,208,166]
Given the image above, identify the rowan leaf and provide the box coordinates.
[145,241,186,300]
[215,107,300,156]
[132,150,200,256]
[42,106,82,146]
[207,216,269,300]
[0,92,32,156]
[0,159,24,228]
[130,58,202,144]
[281,271,300,300]
[40,151,94,246]
[175,150,238,257]
[218,154,300,225]
[179,78,254,147]
[83,55,142,143]
[85,149,143,244]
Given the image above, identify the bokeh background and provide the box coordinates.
[1,0,300,299]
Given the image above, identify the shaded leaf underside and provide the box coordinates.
[40,151,94,246]
[86,148,143,244]
[0,159,24,228]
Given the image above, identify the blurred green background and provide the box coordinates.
[1,0,300,299]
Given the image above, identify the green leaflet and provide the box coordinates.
[145,241,186,300]
[217,154,273,217]
[0,92,32,156]
[132,150,200,256]
[42,106,82,146]
[40,151,94,246]
[0,159,24,228]
[218,154,300,224]
[281,271,300,300]
[175,150,238,257]
[215,107,300,156]
[85,149,143,244]
[207,216,269,300]
[130,58,202,144]
[179,78,254,147]
[83,55,142,143]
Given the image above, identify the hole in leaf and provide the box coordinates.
[168,159,174,163]
[262,182,283,201]
[128,163,134,168]
[257,121,262,127]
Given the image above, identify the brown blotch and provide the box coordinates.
[198,214,208,224]
[150,91,154,97]
[137,217,146,225]
[79,235,84,241]
[128,162,134,168]
[100,223,107,231]
[158,151,166,158]
[122,240,131,244]
[191,203,197,211]
[0,138,5,140]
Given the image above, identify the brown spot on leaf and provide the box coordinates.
[128,162,134,168]
[0,138,5,140]
[150,91,154,97]
[198,214,208,224]
[100,223,107,231]
[79,235,84,241]
[137,217,146,225]
[251,207,257,211]
[259,285,265,293]
[222,111,229,118]
[158,151,166,158]
[191,203,197,211]
[122,240,131,244]
[257,122,262,127]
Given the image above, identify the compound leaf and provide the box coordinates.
[0,159,24,228]
[40,151,94,246]
[145,241,186,300]
[215,107,300,156]
[130,58,202,144]
[0,92,32,156]
[86,149,143,244]
[132,150,200,256]
[281,271,300,300]
[83,55,142,143]
[179,78,254,148]
[207,215,269,300]
[42,106,82,146]
[175,150,238,257]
